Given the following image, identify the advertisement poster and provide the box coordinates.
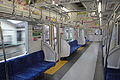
[32,25,42,41]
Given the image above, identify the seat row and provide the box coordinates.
[0,50,55,80]
[68,40,83,54]
[0,40,89,80]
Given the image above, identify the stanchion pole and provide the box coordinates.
[0,26,9,80]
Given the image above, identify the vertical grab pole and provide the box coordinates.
[12,0,15,16]
[50,23,54,48]
[57,24,61,61]
[0,26,9,80]
[41,24,44,50]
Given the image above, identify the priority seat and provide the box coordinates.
[0,50,55,80]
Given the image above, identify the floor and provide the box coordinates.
[61,42,99,80]
[36,42,91,80]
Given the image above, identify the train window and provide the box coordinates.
[64,27,69,41]
[44,25,50,44]
[64,27,74,41]
[53,26,57,44]
[94,29,99,35]
[0,19,28,61]
[53,26,57,50]
[69,28,74,41]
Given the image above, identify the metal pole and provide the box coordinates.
[0,26,9,80]
[57,24,61,61]
[12,0,15,16]
[28,0,32,18]
[50,24,53,48]
[53,24,55,50]
[41,24,44,50]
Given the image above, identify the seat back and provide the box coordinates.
[69,40,78,47]
[0,62,6,80]
[8,55,30,75]
[28,50,44,65]
[0,60,16,80]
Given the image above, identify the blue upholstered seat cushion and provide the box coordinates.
[12,68,40,80]
[0,62,6,80]
[69,40,80,54]
[106,68,120,80]
[10,76,25,80]
[0,50,56,80]
[30,61,55,72]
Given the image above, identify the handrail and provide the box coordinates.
[108,45,120,57]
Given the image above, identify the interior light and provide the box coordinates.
[99,13,102,18]
[52,0,55,4]
[97,0,99,2]
[98,2,102,13]
[61,7,69,12]
[7,20,22,24]
[100,18,102,26]
[98,2,101,13]
[55,4,58,6]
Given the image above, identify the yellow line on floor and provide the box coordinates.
[77,47,84,51]
[44,60,68,75]
[87,42,91,44]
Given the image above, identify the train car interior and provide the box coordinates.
[0,0,120,80]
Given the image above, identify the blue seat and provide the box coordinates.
[0,50,55,80]
[86,40,89,42]
[69,40,80,54]
[0,62,6,80]
[106,68,120,80]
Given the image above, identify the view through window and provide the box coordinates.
[0,19,28,61]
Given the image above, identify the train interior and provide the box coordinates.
[0,0,120,80]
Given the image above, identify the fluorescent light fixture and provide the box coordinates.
[97,0,99,1]
[55,4,58,6]
[98,2,101,13]
[52,0,55,4]
[100,17,102,26]
[7,20,23,24]
[61,7,69,12]
[99,13,102,18]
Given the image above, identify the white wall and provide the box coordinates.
[28,25,42,53]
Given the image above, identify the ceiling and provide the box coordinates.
[32,0,120,25]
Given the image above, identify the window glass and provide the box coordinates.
[44,25,50,44]
[0,19,28,61]
[64,27,69,41]
[69,28,74,41]
[53,26,57,45]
